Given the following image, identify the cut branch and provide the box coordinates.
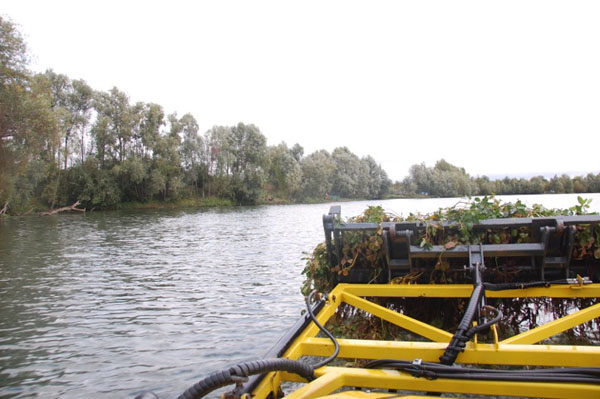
[41,201,85,216]
[0,202,8,215]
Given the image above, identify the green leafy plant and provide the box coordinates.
[301,197,600,343]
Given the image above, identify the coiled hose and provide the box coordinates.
[176,358,315,399]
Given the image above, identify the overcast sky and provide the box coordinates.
[3,0,599,181]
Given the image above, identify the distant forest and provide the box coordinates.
[1,17,599,215]
[393,159,600,198]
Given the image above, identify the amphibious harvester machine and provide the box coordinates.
[142,205,600,399]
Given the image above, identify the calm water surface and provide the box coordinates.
[1,194,599,398]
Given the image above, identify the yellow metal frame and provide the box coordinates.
[249,283,600,399]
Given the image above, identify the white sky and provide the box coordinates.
[3,0,600,181]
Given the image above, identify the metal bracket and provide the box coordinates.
[323,208,600,283]
[384,223,417,281]
[323,206,341,269]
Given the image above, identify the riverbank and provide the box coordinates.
[0,195,374,216]
[2,191,599,217]
[0,197,236,216]
[114,197,235,210]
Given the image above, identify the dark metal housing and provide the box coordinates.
[323,206,600,283]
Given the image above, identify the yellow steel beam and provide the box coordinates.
[283,370,344,399]
[284,285,346,358]
[501,302,600,344]
[250,283,600,399]
[250,286,346,399]
[344,284,473,298]
[284,367,600,399]
[301,338,600,367]
[342,283,600,299]
[340,292,453,343]
[312,394,434,399]
[485,284,600,298]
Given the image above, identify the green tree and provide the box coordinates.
[179,113,201,169]
[548,175,564,193]
[91,114,114,168]
[93,87,135,163]
[204,125,233,197]
[406,159,474,197]
[0,17,58,210]
[148,113,183,200]
[431,160,475,197]
[331,147,369,198]
[408,163,433,195]
[39,71,93,208]
[300,150,335,200]
[71,79,94,164]
[227,122,267,204]
[267,142,303,198]
[179,113,207,196]
[0,17,28,85]
[475,176,493,195]
[79,158,121,207]
[290,143,304,162]
[362,155,391,199]
[559,174,574,193]
[572,176,587,193]
[395,176,417,196]
[586,173,600,193]
[529,176,548,194]
[138,102,164,158]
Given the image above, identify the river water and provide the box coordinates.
[1,194,599,399]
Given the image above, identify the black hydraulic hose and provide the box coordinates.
[439,283,484,365]
[464,305,502,338]
[176,359,315,399]
[484,278,591,291]
[365,359,600,385]
[433,374,599,384]
[457,284,485,333]
[368,360,600,376]
[484,281,550,291]
[440,271,586,366]
[307,290,340,369]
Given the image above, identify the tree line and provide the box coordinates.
[2,17,598,214]
[395,159,600,198]
[0,17,391,213]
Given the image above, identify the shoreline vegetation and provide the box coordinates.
[1,17,600,217]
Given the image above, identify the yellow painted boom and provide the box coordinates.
[247,283,600,399]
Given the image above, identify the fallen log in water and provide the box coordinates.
[41,200,86,216]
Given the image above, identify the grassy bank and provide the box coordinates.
[114,197,235,210]
[1,194,388,216]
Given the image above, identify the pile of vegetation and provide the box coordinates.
[302,196,600,344]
